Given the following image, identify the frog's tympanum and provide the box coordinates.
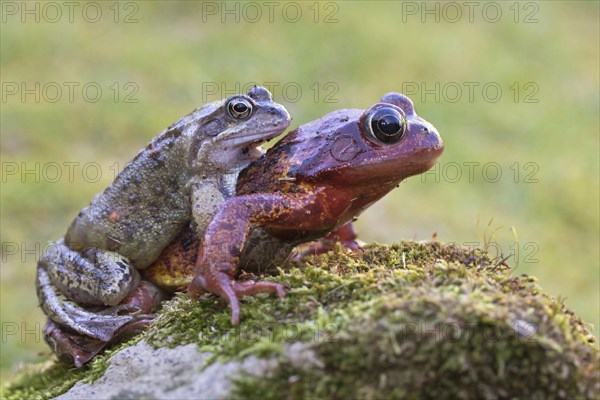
[36,86,291,366]
[148,93,444,325]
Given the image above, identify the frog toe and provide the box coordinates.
[232,280,288,299]
[227,279,287,324]
[189,270,286,325]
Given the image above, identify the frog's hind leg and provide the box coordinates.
[37,238,155,341]
[37,266,146,341]
[39,239,139,307]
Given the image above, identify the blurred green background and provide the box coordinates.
[1,1,598,381]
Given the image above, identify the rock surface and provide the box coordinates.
[55,341,277,400]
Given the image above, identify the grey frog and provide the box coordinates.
[36,86,290,366]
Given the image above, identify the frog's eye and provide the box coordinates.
[227,98,253,120]
[366,107,406,144]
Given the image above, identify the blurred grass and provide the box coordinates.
[1,1,598,382]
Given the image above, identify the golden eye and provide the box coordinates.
[227,98,253,119]
[366,107,406,144]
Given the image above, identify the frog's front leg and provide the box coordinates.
[322,222,363,250]
[295,222,363,258]
[188,193,314,325]
[37,239,151,341]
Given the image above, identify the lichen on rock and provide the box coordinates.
[3,242,599,399]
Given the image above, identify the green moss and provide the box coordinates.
[3,242,598,399]
[228,244,599,399]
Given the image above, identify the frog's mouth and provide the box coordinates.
[248,142,267,158]
[230,128,284,158]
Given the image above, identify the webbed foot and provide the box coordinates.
[188,271,287,325]
[44,316,155,367]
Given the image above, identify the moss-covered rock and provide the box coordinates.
[2,242,598,399]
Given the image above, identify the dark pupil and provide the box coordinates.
[233,102,247,113]
[376,114,401,136]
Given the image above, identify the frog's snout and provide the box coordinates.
[425,123,441,142]
[268,105,291,126]
[409,118,443,154]
[425,124,444,154]
[267,106,283,117]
